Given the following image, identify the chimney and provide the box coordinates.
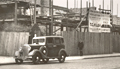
[41,0,51,16]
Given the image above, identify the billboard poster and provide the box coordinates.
[89,9,111,33]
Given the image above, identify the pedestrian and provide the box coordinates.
[78,41,84,56]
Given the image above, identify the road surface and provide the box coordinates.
[0,57,120,69]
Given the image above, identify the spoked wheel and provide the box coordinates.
[58,52,66,63]
[15,59,23,64]
[42,58,49,63]
[32,53,41,64]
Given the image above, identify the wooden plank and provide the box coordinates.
[74,31,78,55]
[93,33,96,54]
[0,32,2,55]
[99,33,102,54]
[114,34,117,52]
[101,33,105,54]
[88,33,92,55]
[85,32,89,55]
[2,32,6,55]
[104,33,107,54]
[118,34,120,52]
[6,32,10,56]
[109,34,113,53]
[107,34,110,54]
[91,33,94,55]
[96,33,100,54]
[112,34,115,52]
[106,33,110,54]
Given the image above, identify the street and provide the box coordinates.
[0,57,120,69]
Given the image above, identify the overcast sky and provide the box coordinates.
[53,0,120,17]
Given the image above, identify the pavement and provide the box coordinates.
[0,53,120,64]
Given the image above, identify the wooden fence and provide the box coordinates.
[0,32,29,56]
[63,31,117,56]
[0,31,120,56]
[112,33,120,53]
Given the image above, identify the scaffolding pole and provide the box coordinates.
[15,0,17,24]
[50,0,53,35]
[34,0,36,24]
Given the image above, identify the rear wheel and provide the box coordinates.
[32,52,41,64]
[15,59,23,64]
[58,52,66,63]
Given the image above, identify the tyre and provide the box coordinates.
[15,59,23,64]
[32,52,41,64]
[58,52,66,63]
[42,58,49,63]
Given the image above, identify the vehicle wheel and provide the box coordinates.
[15,59,23,64]
[42,58,49,63]
[58,52,66,63]
[32,52,41,64]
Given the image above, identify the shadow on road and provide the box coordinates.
[0,60,69,66]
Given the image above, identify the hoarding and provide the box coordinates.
[89,9,111,33]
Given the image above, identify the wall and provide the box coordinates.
[63,31,113,56]
[0,32,29,56]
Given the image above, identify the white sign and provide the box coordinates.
[89,9,111,33]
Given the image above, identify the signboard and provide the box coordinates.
[89,9,111,33]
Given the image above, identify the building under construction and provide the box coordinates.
[0,0,120,37]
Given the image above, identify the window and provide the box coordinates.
[55,38,61,44]
[38,39,45,43]
[61,38,64,43]
[33,39,45,44]
[33,39,39,44]
[46,38,53,44]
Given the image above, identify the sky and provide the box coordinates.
[53,0,120,17]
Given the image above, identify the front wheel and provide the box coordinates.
[58,52,66,63]
[42,58,49,63]
[32,53,41,64]
[15,59,23,64]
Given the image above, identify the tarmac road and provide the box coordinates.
[0,57,120,69]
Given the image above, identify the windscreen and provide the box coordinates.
[33,39,45,44]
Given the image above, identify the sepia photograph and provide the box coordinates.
[0,0,120,69]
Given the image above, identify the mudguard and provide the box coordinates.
[28,49,48,58]
[28,49,40,56]
[14,50,27,60]
[58,49,68,57]
[15,44,31,60]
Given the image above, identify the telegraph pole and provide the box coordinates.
[92,0,94,7]
[34,0,37,24]
[103,0,104,11]
[50,0,53,35]
[15,0,17,24]
[80,0,82,21]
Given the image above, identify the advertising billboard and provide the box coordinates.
[89,9,111,33]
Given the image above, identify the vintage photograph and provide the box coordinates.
[0,0,120,69]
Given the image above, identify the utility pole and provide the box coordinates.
[103,0,104,10]
[34,0,36,24]
[79,0,82,32]
[74,0,76,12]
[15,0,17,24]
[80,0,82,21]
[50,0,53,35]
[92,0,94,7]
[117,4,118,16]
